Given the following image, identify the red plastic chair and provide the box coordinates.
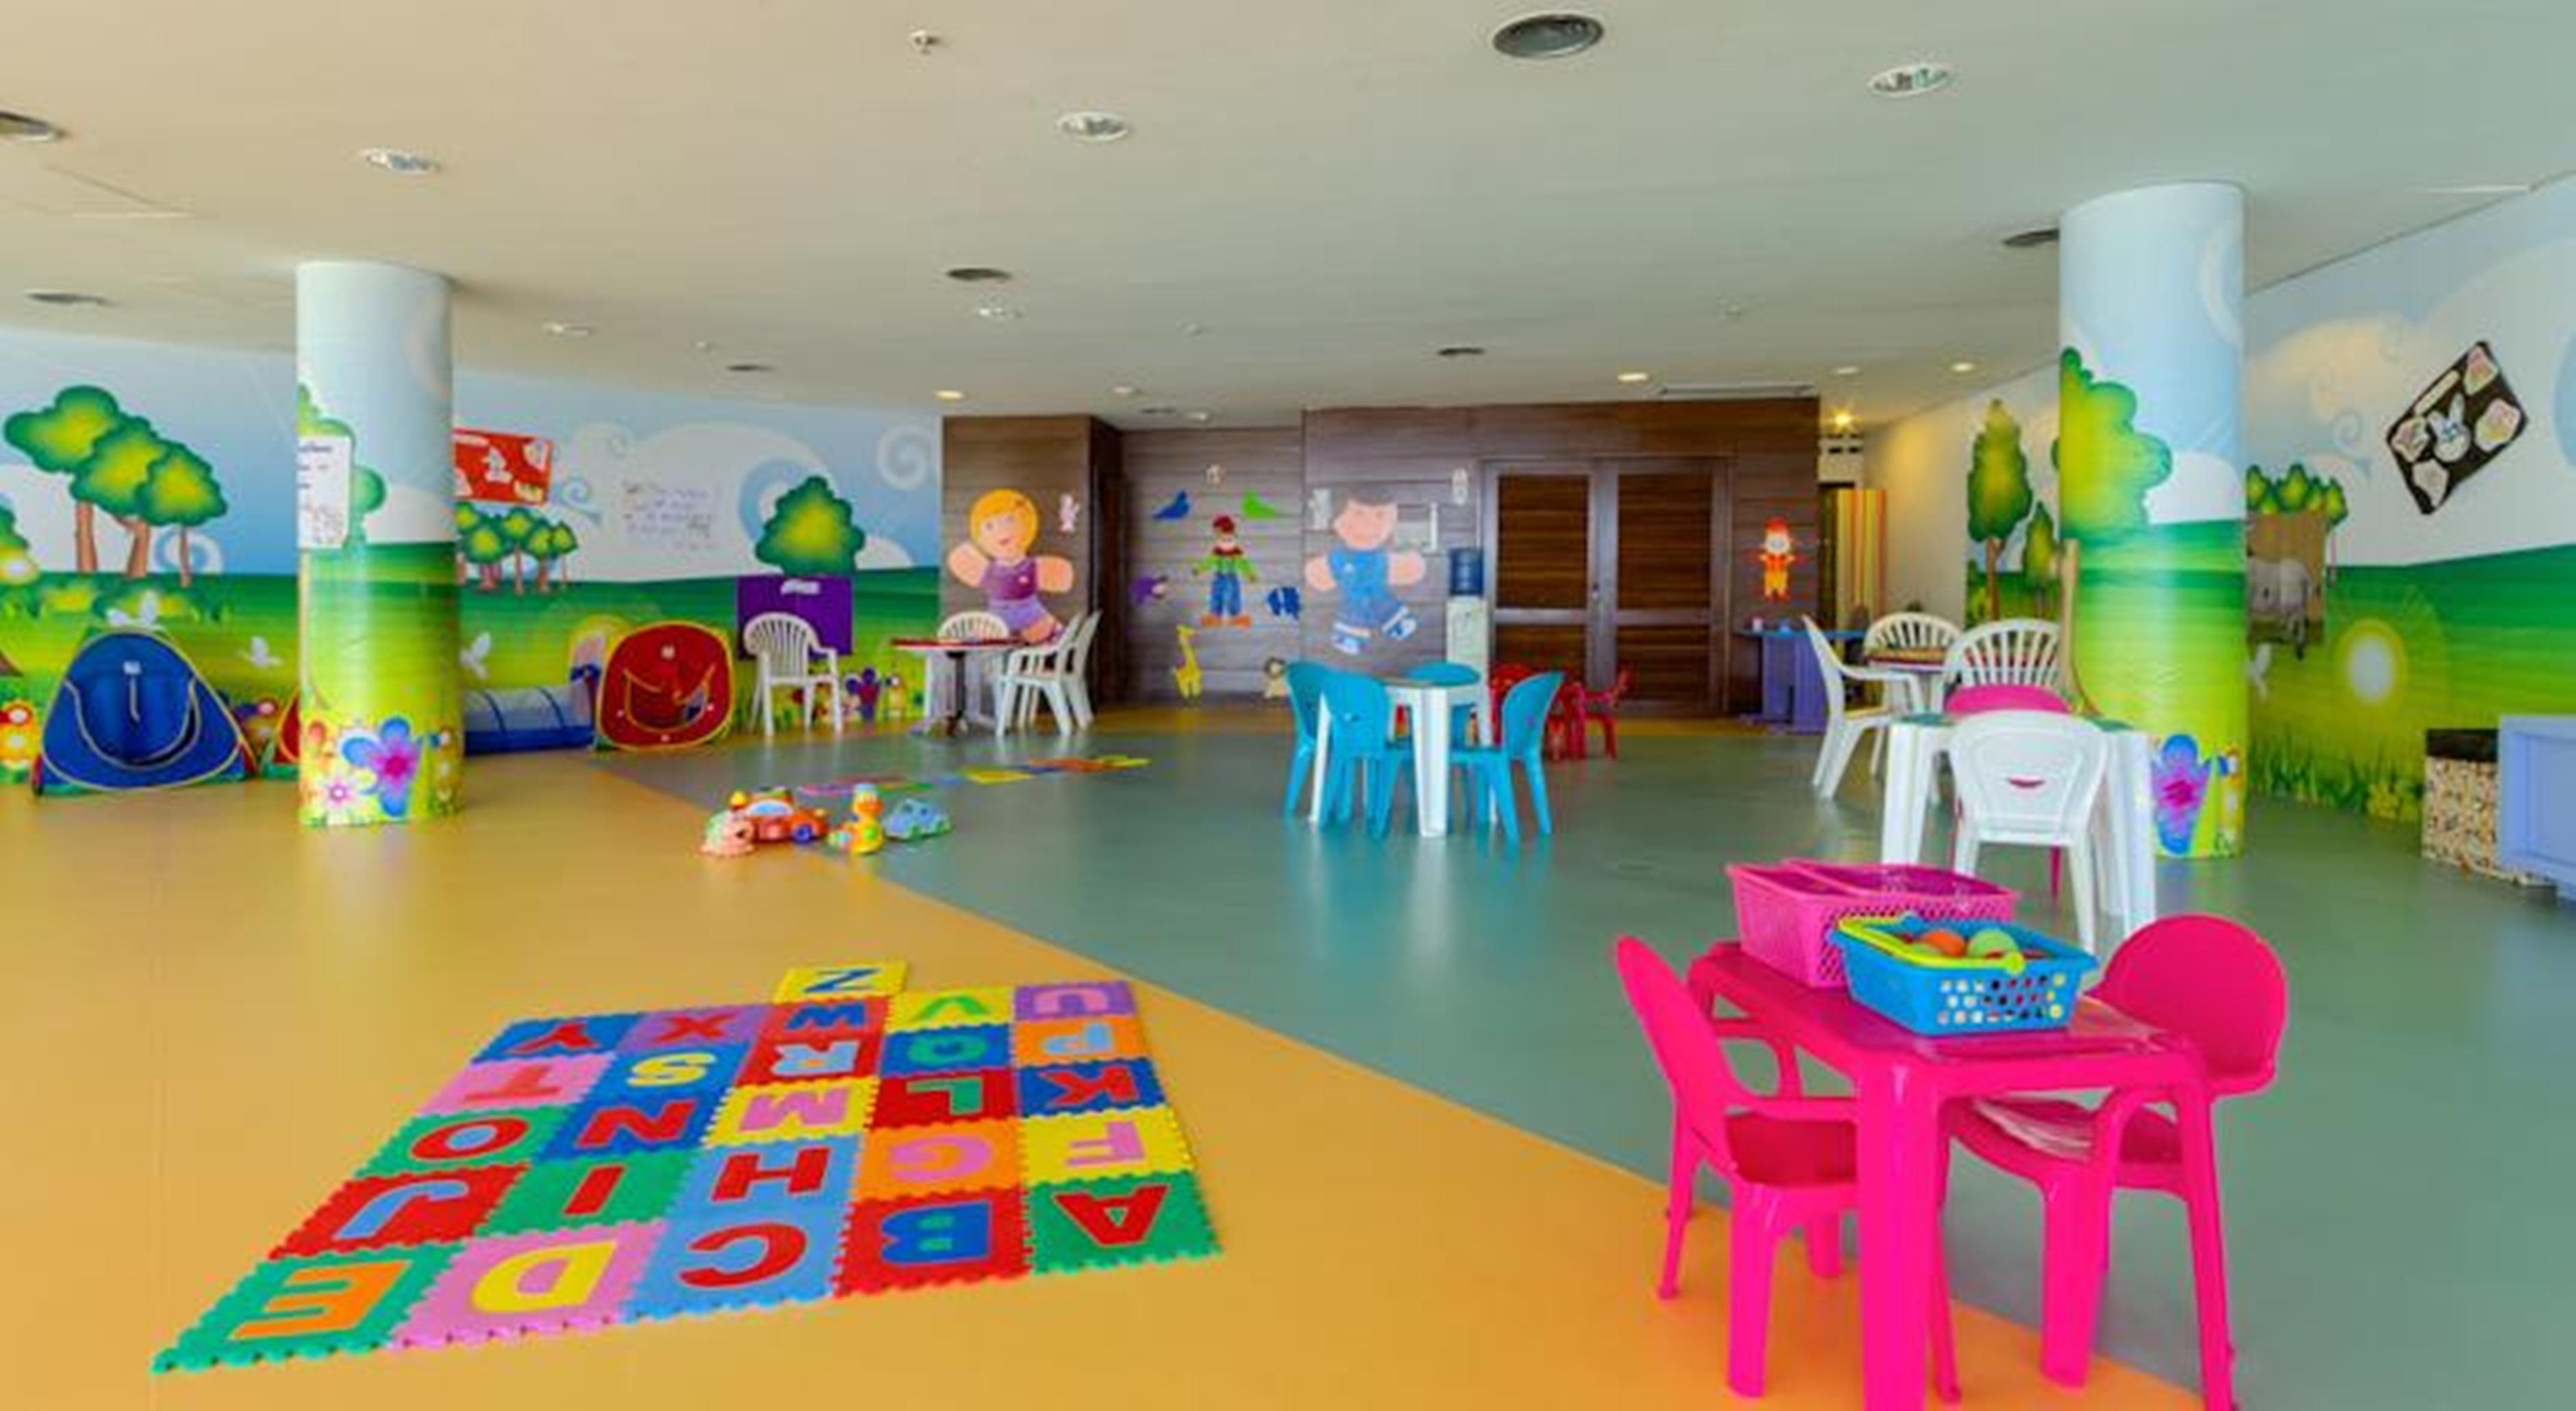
[1578,666,1632,759]
[1943,914,2286,1390]
[1614,938,1960,1401]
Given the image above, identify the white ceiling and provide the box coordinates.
[2,1,2568,430]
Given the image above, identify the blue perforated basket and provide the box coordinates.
[1829,916,2096,1036]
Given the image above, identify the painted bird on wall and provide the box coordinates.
[1151,490,1192,521]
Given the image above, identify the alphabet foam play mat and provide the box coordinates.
[155,962,1215,1371]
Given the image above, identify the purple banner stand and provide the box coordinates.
[736,575,853,655]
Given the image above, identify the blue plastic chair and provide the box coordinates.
[1317,671,1413,836]
[1403,661,1484,744]
[1451,671,1563,842]
[1283,662,1335,818]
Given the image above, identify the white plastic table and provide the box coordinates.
[1878,713,2158,942]
[891,639,1018,736]
[1307,677,1491,838]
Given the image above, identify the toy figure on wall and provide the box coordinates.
[1172,625,1203,699]
[1192,514,1257,627]
[947,489,1074,644]
[1306,493,1426,655]
[1757,516,1800,601]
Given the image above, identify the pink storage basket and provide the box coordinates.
[1728,858,2017,986]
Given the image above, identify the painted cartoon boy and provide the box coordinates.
[1304,495,1426,655]
[1193,514,1258,627]
[1758,516,1799,601]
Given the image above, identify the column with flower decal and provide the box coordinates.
[293,262,464,826]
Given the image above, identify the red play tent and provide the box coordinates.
[594,621,733,751]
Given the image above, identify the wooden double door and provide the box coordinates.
[1487,458,1733,713]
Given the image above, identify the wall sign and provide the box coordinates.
[453,428,555,506]
[2386,340,2526,514]
[296,434,353,550]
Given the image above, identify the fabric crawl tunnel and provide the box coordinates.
[36,629,251,795]
[594,621,733,751]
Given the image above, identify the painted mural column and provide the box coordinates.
[2058,182,2248,856]
[294,262,464,826]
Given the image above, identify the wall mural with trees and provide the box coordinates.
[0,327,942,784]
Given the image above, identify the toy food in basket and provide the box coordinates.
[1728,860,2016,987]
[1829,915,2096,1036]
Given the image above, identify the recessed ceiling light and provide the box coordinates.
[1056,111,1131,143]
[1178,323,1207,337]
[357,147,440,175]
[1137,405,1180,417]
[1832,365,1862,377]
[933,390,968,402]
[1867,61,1955,99]
[23,289,110,308]
[944,266,1015,284]
[2002,226,2060,249]
[541,321,593,338]
[725,362,775,375]
[692,339,718,353]
[1492,13,1606,60]
[0,110,64,144]
[1436,345,1486,359]
[1184,410,1214,424]
[2420,184,2533,196]
[974,305,1024,322]
[1615,371,1652,384]
[1949,360,1979,374]
[1830,410,1857,432]
[1110,384,1140,398]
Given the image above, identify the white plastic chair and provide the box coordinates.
[1947,711,2110,951]
[1061,610,1104,727]
[994,611,1095,736]
[929,611,1010,725]
[1864,611,1961,662]
[1803,617,1919,797]
[1945,619,2062,695]
[742,612,841,737]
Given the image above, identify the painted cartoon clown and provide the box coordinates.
[1193,514,1258,627]
[1757,516,1798,601]
[1304,495,1426,655]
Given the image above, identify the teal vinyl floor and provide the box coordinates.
[603,716,2576,1410]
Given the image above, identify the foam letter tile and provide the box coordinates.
[705,1079,875,1146]
[837,1193,1028,1294]
[1013,980,1137,1021]
[629,1208,842,1320]
[1016,1059,1164,1119]
[772,962,909,1003]
[1028,1173,1218,1274]
[763,996,887,1041]
[482,1151,693,1235]
[543,1092,718,1160]
[362,1108,569,1177]
[155,1246,457,1372]
[871,1070,1016,1127]
[672,1136,860,1219]
[391,1223,663,1349]
[616,1006,774,1052]
[472,1013,640,1062]
[881,1025,1013,1077]
[1019,1106,1194,1184]
[418,1056,611,1115]
[740,1034,879,1086]
[1011,1015,1148,1068]
[854,1119,1018,1200]
[595,1044,750,1099]
[274,1166,524,1257]
[886,987,1015,1032]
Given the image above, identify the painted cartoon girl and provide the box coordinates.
[946,488,1075,642]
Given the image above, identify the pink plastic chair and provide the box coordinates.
[1614,938,1960,1401]
[1943,914,2287,1390]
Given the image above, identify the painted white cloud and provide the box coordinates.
[852,537,915,571]
[2147,449,2243,524]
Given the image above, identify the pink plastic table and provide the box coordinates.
[1687,942,2232,1410]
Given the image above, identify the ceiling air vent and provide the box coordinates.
[1654,382,1815,402]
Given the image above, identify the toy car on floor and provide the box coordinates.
[727,788,832,845]
[884,797,952,842]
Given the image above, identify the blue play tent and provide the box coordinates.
[36,629,249,795]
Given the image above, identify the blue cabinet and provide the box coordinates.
[2497,716,2576,901]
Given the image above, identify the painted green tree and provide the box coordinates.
[496,506,542,595]
[459,510,509,591]
[138,445,228,588]
[754,475,868,576]
[72,420,175,579]
[0,500,34,587]
[2051,349,2174,711]
[2021,501,2058,614]
[1966,399,2034,622]
[3,386,155,575]
[535,521,579,591]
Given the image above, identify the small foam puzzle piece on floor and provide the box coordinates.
[772,962,908,1002]
[962,766,1036,785]
[156,965,1213,1372]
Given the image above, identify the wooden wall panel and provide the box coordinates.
[1495,623,1588,682]
[1119,427,1305,700]
[1493,473,1591,610]
[1613,466,1715,611]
